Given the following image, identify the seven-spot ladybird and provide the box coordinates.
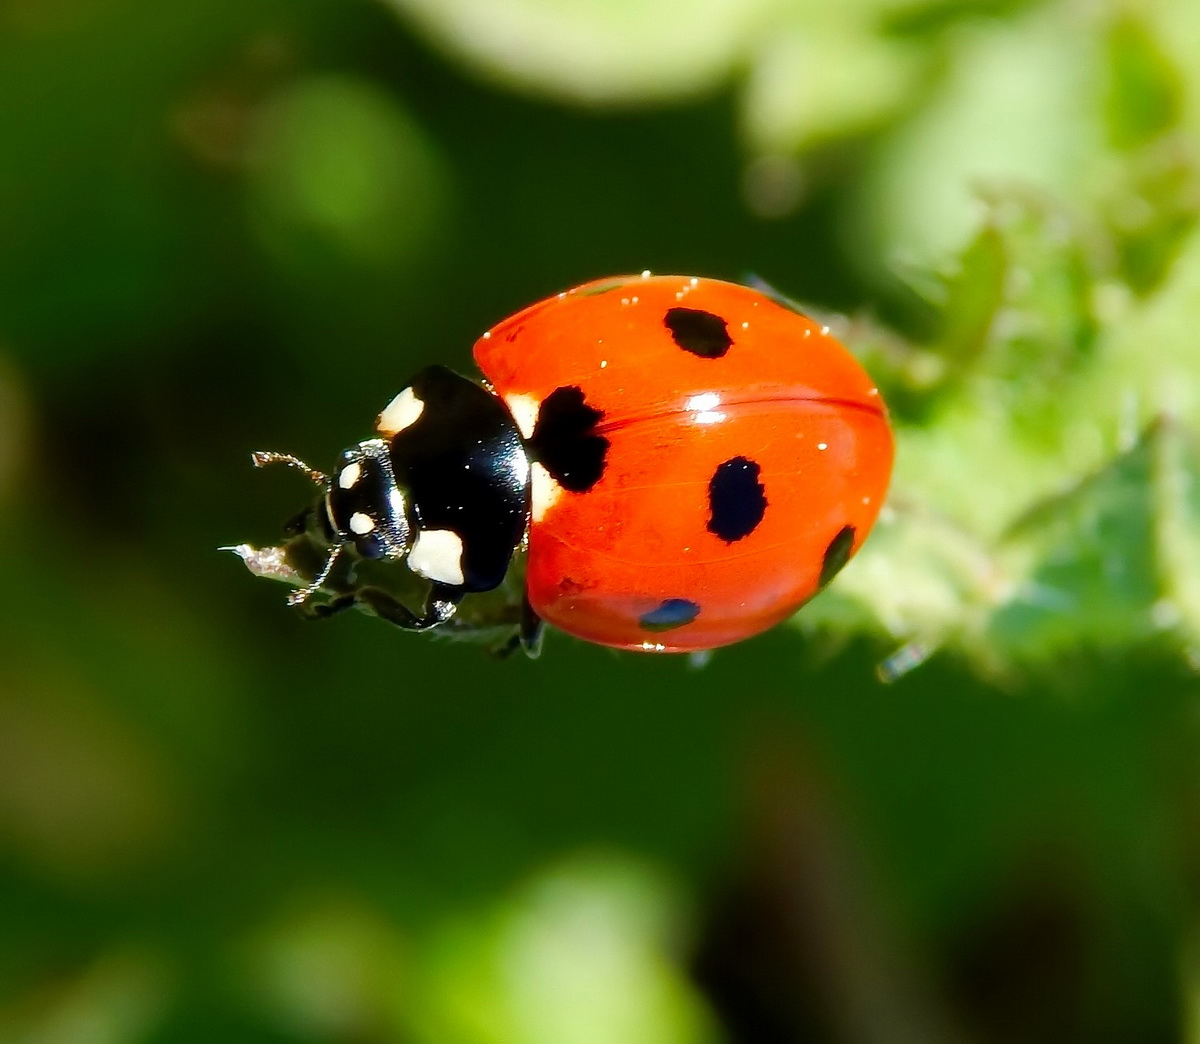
[245,274,894,655]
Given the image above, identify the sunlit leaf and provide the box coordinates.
[855,5,1101,268]
[411,855,718,1044]
[384,0,774,104]
[1104,13,1182,151]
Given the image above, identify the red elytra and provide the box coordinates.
[473,274,894,652]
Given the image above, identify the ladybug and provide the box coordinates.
[250,274,893,655]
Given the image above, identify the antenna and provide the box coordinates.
[286,545,343,607]
[251,450,329,488]
[252,450,338,606]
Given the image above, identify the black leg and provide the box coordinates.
[298,578,540,658]
[490,632,522,659]
[482,592,544,660]
[297,594,357,620]
[356,583,463,632]
[519,593,544,659]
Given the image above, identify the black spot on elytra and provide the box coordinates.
[664,307,732,358]
[707,457,766,543]
[639,598,700,632]
[819,524,856,587]
[527,386,609,492]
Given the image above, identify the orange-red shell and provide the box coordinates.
[474,275,894,652]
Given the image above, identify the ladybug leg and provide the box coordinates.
[489,632,522,660]
[356,583,462,632]
[298,594,356,620]
[490,593,545,660]
[519,593,544,659]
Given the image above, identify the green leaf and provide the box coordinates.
[987,424,1163,656]
[1104,14,1183,151]
[987,420,1200,662]
[934,222,1007,370]
[384,0,774,103]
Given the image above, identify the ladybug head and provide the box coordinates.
[251,441,413,606]
[324,440,412,562]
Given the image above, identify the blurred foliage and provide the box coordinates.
[2,0,1200,1041]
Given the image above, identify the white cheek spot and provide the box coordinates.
[504,393,540,440]
[377,386,425,436]
[530,461,564,523]
[349,512,375,535]
[338,462,361,489]
[408,529,465,586]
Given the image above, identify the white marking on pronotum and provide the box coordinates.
[504,393,540,440]
[377,386,424,436]
[349,512,375,535]
[338,462,362,489]
[408,529,465,586]
[530,461,563,523]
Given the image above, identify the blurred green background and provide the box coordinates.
[3,0,1200,1040]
